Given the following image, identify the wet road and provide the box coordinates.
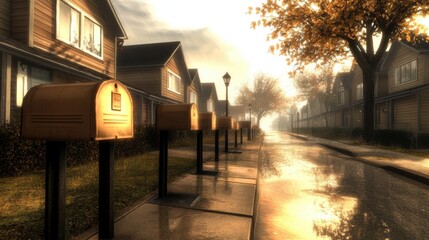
[254,131,429,240]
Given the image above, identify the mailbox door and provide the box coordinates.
[95,80,133,140]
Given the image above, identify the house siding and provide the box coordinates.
[10,0,29,43]
[393,96,417,133]
[31,0,117,79]
[419,92,429,132]
[353,105,362,128]
[117,67,161,96]
[0,0,10,37]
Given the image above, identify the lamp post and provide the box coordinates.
[248,103,252,140]
[223,72,231,152]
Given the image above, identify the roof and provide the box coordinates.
[117,41,182,68]
[107,0,127,39]
[201,82,218,100]
[401,35,429,51]
[335,72,352,89]
[188,68,203,94]
[380,38,429,72]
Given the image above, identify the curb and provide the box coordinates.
[288,132,429,185]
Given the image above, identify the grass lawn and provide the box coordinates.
[0,152,196,239]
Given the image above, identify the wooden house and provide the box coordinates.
[0,0,126,124]
[117,41,192,125]
[199,82,218,114]
[376,39,429,138]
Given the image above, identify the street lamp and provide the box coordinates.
[223,72,231,152]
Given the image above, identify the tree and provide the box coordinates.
[294,65,335,125]
[236,73,286,127]
[249,0,429,141]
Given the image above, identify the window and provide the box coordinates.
[57,0,103,58]
[83,17,102,56]
[356,83,363,99]
[337,84,345,105]
[16,62,51,107]
[167,71,181,93]
[207,99,214,112]
[189,91,197,105]
[395,60,417,85]
[58,1,80,46]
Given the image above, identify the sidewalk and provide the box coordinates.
[79,136,263,240]
[289,132,429,184]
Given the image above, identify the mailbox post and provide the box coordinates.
[21,80,133,240]
[156,104,199,197]
[197,112,217,174]
[238,121,251,143]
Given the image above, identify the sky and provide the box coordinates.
[111,0,297,104]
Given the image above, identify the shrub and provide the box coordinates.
[0,121,45,176]
[0,121,201,176]
[373,129,414,148]
[416,133,429,149]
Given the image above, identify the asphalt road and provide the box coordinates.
[254,131,429,240]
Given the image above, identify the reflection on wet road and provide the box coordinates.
[254,131,429,239]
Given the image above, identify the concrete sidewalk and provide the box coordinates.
[79,136,263,240]
[289,132,429,184]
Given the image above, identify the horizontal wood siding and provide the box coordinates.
[389,46,423,94]
[10,0,29,43]
[335,111,341,128]
[117,67,161,96]
[353,106,362,128]
[375,102,388,129]
[376,74,389,97]
[129,90,145,125]
[393,96,417,133]
[32,0,117,79]
[0,0,10,37]
[419,92,429,132]
[351,67,363,103]
[162,55,185,102]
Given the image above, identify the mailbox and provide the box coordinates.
[198,112,216,130]
[216,116,233,129]
[156,104,199,130]
[233,121,240,130]
[21,80,133,141]
[239,121,251,129]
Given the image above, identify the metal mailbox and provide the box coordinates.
[21,80,133,141]
[216,116,233,129]
[239,120,251,129]
[233,121,240,130]
[156,103,199,130]
[198,112,216,130]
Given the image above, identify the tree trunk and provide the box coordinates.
[362,70,376,142]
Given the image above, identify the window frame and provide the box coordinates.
[167,70,181,94]
[56,0,104,59]
[394,59,417,86]
[337,84,345,105]
[356,83,363,100]
[189,91,197,105]
[16,62,51,107]
[207,99,214,112]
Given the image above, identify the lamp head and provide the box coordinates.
[223,72,231,86]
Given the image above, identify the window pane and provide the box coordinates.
[31,67,50,86]
[83,17,102,56]
[395,67,401,85]
[411,60,417,81]
[58,1,79,46]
